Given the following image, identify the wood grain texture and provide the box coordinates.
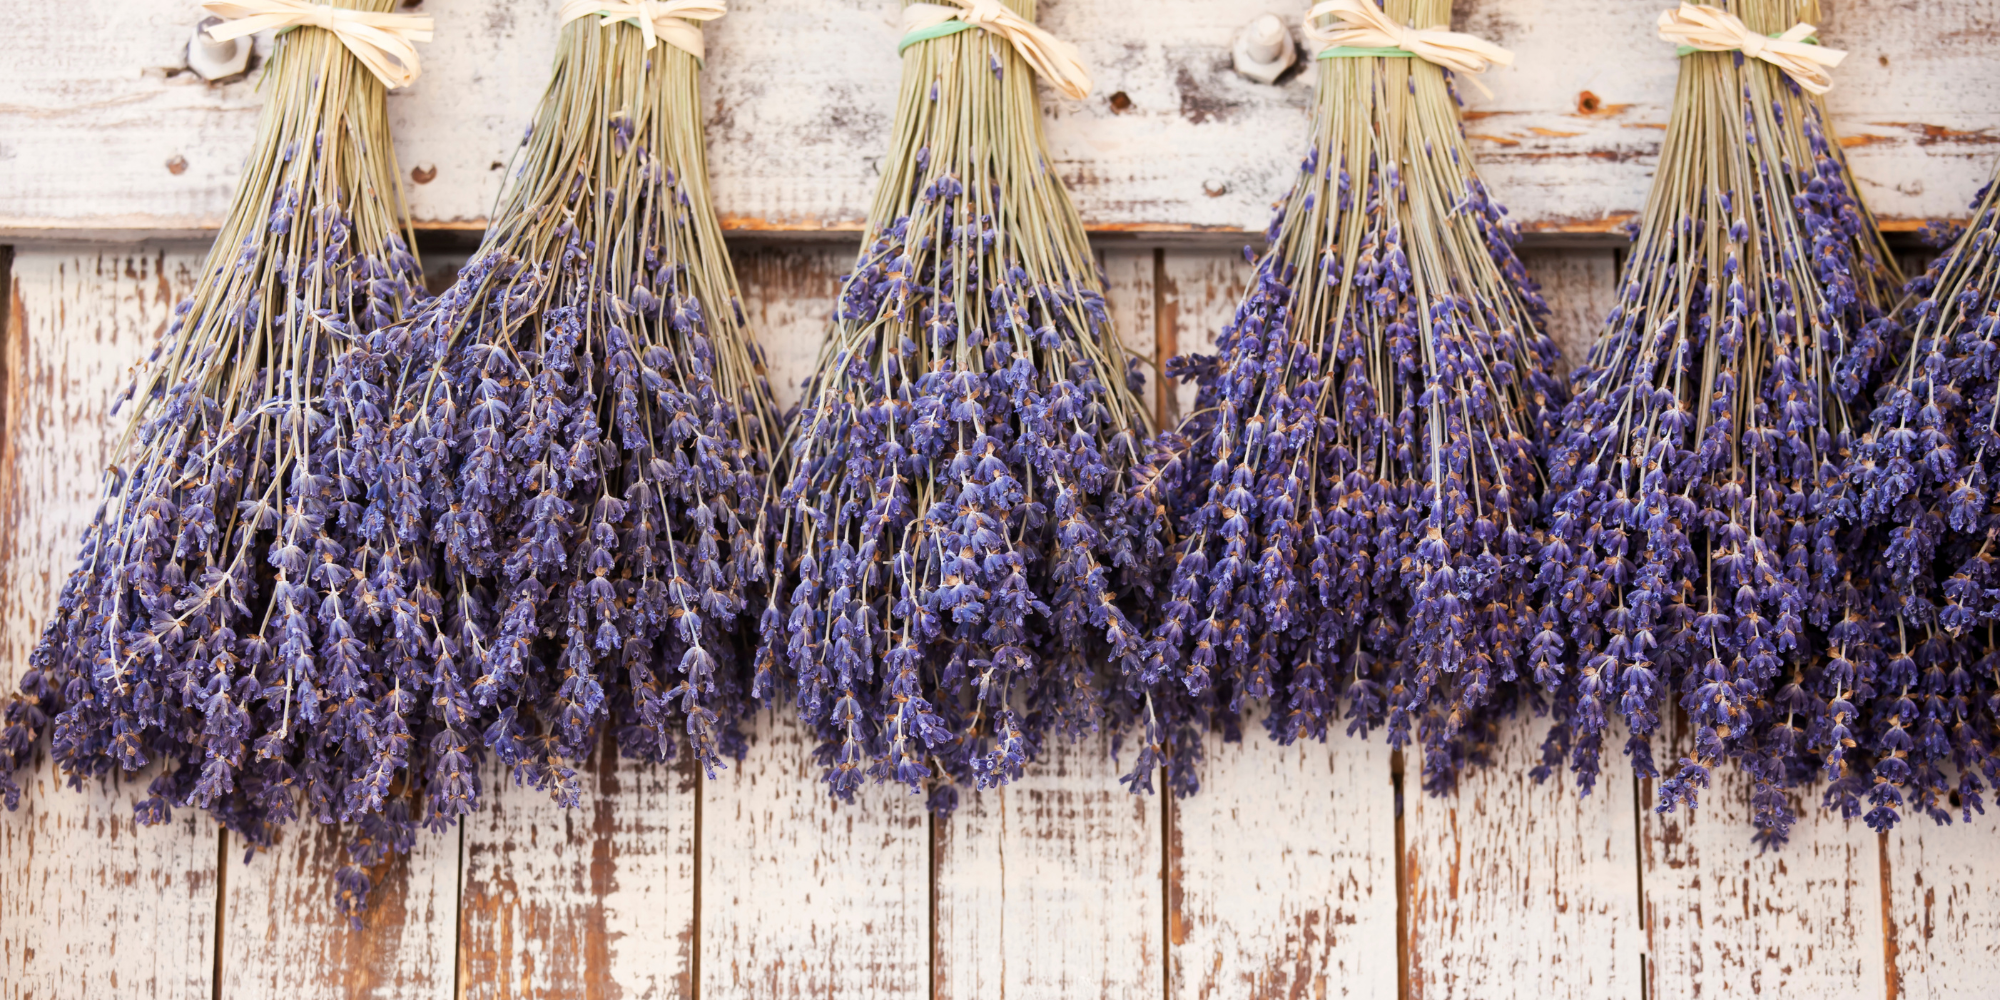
[1883,813,2000,1000]
[6,0,1998,238]
[1168,724,1398,1000]
[0,246,219,1000]
[1642,710,1889,1000]
[934,731,1163,1000]
[1517,248,1620,377]
[699,712,929,1000]
[732,243,851,414]
[1405,716,1643,1000]
[1158,248,1248,420]
[458,746,697,1000]
[219,822,460,1000]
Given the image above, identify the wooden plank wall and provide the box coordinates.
[7,235,2000,1000]
[5,0,2000,239]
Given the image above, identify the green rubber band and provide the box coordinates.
[898,20,977,55]
[1316,46,1416,59]
[1674,33,1820,57]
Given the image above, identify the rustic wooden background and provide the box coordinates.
[5,1,2000,998]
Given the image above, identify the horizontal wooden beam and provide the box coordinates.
[3,0,1996,245]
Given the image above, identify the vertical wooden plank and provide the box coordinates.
[1642,709,1889,1000]
[1516,248,1620,377]
[1405,716,1643,999]
[1400,247,1641,998]
[1886,815,2000,999]
[1158,249,1248,420]
[457,745,698,1000]
[1101,246,1158,419]
[700,712,928,1000]
[1168,723,1399,1000]
[934,732,1163,1000]
[219,822,460,1000]
[0,245,219,1000]
[732,242,855,414]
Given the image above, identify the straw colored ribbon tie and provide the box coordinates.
[1657,3,1846,95]
[201,0,433,90]
[899,0,1093,100]
[558,0,725,60]
[1301,0,1514,77]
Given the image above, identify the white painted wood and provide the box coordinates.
[1159,249,1248,420]
[1405,716,1643,999]
[733,243,851,413]
[458,749,698,1000]
[1884,812,2000,1000]
[1101,246,1159,403]
[219,822,460,1000]
[5,0,1997,239]
[1517,248,1620,377]
[1641,710,1890,1000]
[0,245,220,1000]
[699,712,929,1000]
[1169,723,1398,1000]
[934,731,1163,1000]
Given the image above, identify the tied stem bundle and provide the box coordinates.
[759,0,1160,811]
[1543,0,1900,846]
[385,8,776,823]
[0,0,429,916]
[1148,0,1565,797]
[1842,169,2000,830]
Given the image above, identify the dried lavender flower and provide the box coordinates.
[1146,0,1567,798]
[1543,0,1902,846]
[1842,167,2000,831]
[385,11,778,831]
[0,0,431,910]
[758,0,1159,811]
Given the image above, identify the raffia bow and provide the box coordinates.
[200,0,433,90]
[1301,0,1514,77]
[558,0,725,60]
[899,0,1092,100]
[1657,3,1846,95]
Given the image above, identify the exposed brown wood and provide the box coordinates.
[1168,724,1397,1000]
[219,821,460,1000]
[457,744,698,1000]
[933,731,1163,1000]
[1405,717,1643,999]
[0,246,220,1000]
[700,713,928,1000]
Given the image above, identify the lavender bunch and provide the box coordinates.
[384,11,777,826]
[1542,0,1901,846]
[1147,0,1566,797]
[0,0,431,897]
[758,0,1160,811]
[1840,171,2000,830]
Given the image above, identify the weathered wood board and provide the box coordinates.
[934,730,1164,1000]
[0,247,220,1000]
[699,712,929,1000]
[13,238,2000,999]
[459,747,697,1000]
[1405,718,1644,1000]
[5,0,1999,239]
[1641,710,1891,1000]
[219,820,460,1000]
[1168,723,1399,1000]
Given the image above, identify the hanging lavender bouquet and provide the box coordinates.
[1144,0,1565,797]
[0,0,433,896]
[1840,168,2000,830]
[1542,1,1901,845]
[757,0,1161,811]
[381,0,776,829]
